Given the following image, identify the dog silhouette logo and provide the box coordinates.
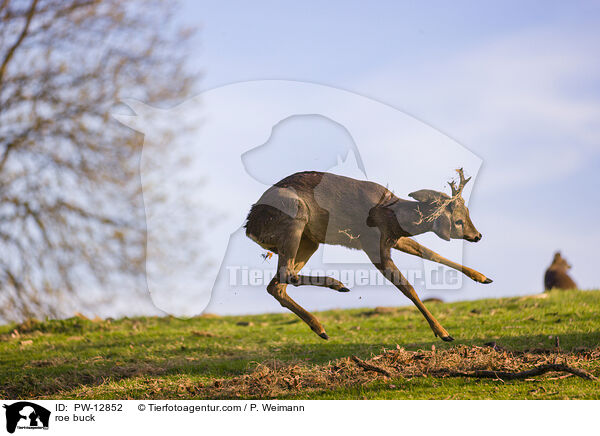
[114,80,482,315]
[3,402,50,433]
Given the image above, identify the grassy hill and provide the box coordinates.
[1,290,599,400]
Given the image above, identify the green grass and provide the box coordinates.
[1,290,599,399]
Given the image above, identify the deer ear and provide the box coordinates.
[432,213,451,241]
[409,189,450,204]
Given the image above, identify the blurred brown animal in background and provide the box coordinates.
[544,252,577,291]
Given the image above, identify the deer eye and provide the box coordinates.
[455,219,464,226]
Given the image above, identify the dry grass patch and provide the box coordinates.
[202,345,600,399]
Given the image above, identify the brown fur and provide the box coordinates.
[544,252,577,291]
[245,170,491,342]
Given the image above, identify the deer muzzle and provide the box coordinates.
[467,232,482,242]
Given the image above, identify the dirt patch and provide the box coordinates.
[191,330,217,337]
[359,307,399,317]
[236,321,254,327]
[201,345,600,399]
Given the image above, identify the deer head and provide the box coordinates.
[409,168,482,242]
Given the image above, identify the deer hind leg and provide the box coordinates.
[281,233,349,292]
[294,237,348,292]
[267,222,333,339]
[267,276,329,339]
[268,234,349,339]
[267,237,329,339]
[394,237,493,284]
[367,246,453,342]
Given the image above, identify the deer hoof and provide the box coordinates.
[338,287,350,293]
[483,278,493,284]
[318,332,329,340]
[441,335,454,342]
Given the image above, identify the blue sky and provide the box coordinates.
[119,1,600,317]
[180,1,600,90]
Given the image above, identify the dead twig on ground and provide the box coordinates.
[445,363,597,381]
[351,355,391,377]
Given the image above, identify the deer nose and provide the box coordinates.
[473,233,482,242]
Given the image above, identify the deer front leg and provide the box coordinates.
[367,248,453,342]
[394,237,492,284]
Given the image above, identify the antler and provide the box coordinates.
[448,168,471,197]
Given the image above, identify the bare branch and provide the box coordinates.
[0,0,38,84]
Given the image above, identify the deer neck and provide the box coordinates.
[390,201,436,237]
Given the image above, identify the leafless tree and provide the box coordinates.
[0,0,197,320]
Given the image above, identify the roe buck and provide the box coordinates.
[544,252,577,291]
[244,168,491,342]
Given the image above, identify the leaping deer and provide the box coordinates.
[245,168,491,342]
